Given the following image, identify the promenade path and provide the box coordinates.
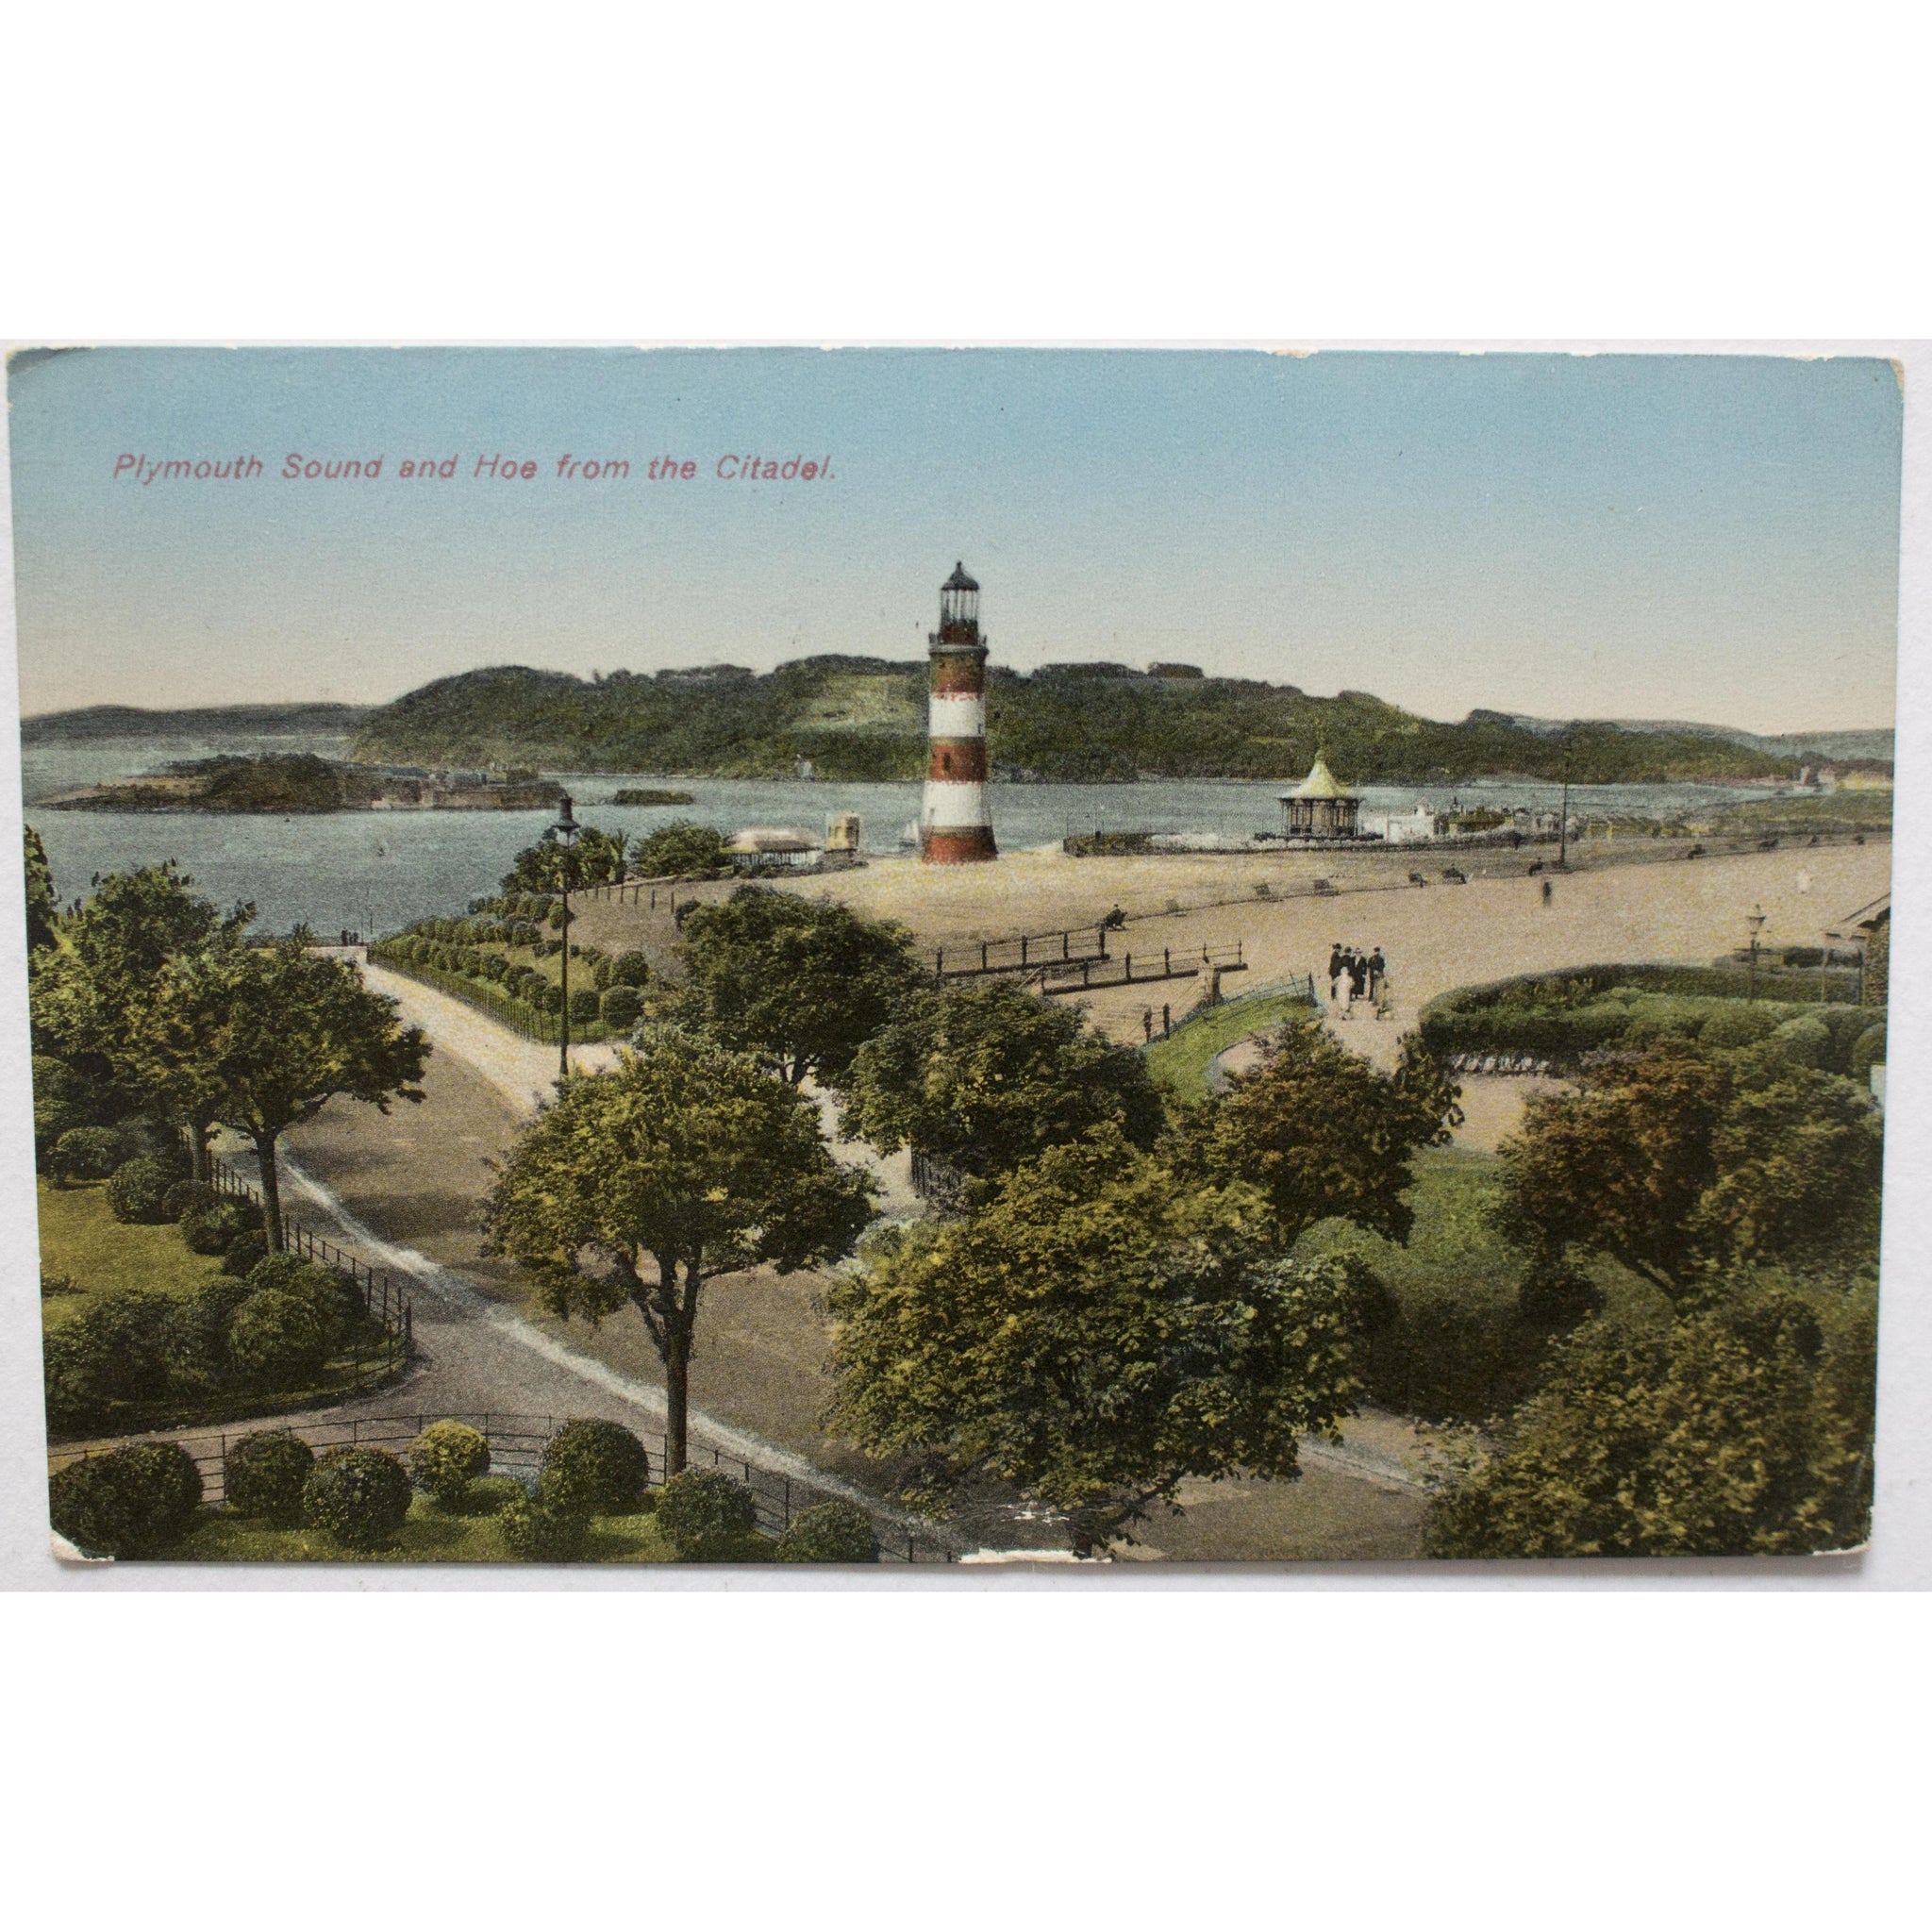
[264,963,1425,1557]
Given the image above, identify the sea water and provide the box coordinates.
[21,732,1799,938]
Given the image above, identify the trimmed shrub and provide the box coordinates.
[303,1448,413,1549]
[105,1157,177,1224]
[181,1195,259,1256]
[1698,1005,1780,1051]
[220,1230,271,1277]
[49,1441,203,1557]
[568,987,602,1024]
[599,985,642,1029]
[224,1430,316,1524]
[42,1291,176,1432]
[52,1126,125,1184]
[1770,1016,1833,1069]
[535,981,565,1015]
[162,1179,217,1223]
[1853,1023,1887,1083]
[226,1289,334,1390]
[158,1277,257,1391]
[774,1500,879,1563]
[608,950,652,989]
[655,1467,759,1561]
[410,1421,491,1509]
[245,1255,361,1344]
[592,956,614,991]
[497,1492,591,1560]
[538,1418,652,1518]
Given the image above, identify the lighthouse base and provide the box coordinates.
[922,826,998,865]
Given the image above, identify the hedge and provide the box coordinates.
[1421,965,1875,1074]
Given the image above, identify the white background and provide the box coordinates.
[2,6,1928,1926]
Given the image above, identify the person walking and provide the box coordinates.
[1349,950,1369,1012]
[1367,946,1386,1003]
[1541,877,1554,907]
[1374,965,1393,1022]
[1327,942,1345,1006]
[1141,1007,1155,1042]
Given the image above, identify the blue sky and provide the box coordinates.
[6,347,1904,733]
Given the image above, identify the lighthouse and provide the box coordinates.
[921,562,998,863]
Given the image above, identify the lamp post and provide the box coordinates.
[554,793,579,1079]
[1746,903,1767,1001]
[1557,730,1573,871]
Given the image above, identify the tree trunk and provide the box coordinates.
[254,1131,286,1252]
[664,1332,691,1475]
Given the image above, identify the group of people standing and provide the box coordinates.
[1327,941,1391,1021]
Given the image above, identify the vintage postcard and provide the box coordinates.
[7,346,1901,1566]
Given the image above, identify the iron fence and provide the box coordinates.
[204,1148,413,1386]
[50,1408,956,1562]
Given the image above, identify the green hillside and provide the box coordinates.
[349,658,1814,786]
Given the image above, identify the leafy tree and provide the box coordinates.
[631,821,732,879]
[500,823,628,896]
[196,938,429,1248]
[1174,1020,1462,1246]
[824,1129,1374,1552]
[23,825,57,958]
[839,978,1165,1194]
[1424,1279,1876,1557]
[483,1026,876,1472]
[1493,1040,1883,1297]
[675,886,927,1086]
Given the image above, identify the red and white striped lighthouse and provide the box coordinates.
[921,561,998,864]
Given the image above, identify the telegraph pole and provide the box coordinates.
[553,793,579,1080]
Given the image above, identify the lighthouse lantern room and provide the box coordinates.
[922,562,998,863]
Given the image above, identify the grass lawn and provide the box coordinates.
[37,1179,226,1334]
[158,1478,775,1564]
[1304,1145,1667,1422]
[1141,983,1321,1100]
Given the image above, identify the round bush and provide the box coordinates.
[1853,1022,1887,1083]
[1770,1016,1833,1069]
[409,1421,491,1509]
[536,981,565,1015]
[49,1441,203,1557]
[224,1430,316,1524]
[181,1195,260,1256]
[497,1492,591,1561]
[655,1467,759,1561]
[105,1157,177,1224]
[774,1500,879,1563]
[1700,1005,1780,1051]
[158,1277,257,1391]
[568,987,602,1024]
[220,1229,271,1277]
[245,1255,360,1344]
[609,950,652,989]
[539,1419,652,1518]
[599,985,642,1029]
[226,1289,334,1390]
[303,1448,413,1549]
[41,1291,176,1433]
[161,1179,217,1223]
[53,1126,125,1183]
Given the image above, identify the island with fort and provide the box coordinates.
[40,750,564,814]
